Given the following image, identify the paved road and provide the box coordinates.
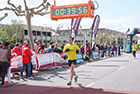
[3,52,140,93]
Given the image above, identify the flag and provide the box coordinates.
[71,18,82,39]
[91,15,100,48]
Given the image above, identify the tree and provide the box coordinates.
[0,0,50,51]
[0,13,8,40]
[0,29,10,42]
[6,19,24,43]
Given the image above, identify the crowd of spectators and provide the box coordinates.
[0,39,128,86]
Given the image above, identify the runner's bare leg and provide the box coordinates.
[70,64,76,81]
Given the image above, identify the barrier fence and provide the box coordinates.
[11,50,117,73]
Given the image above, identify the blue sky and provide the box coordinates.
[95,0,140,32]
[0,0,139,33]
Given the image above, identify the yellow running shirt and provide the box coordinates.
[131,45,137,51]
[64,43,80,60]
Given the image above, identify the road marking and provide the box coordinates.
[85,82,95,87]
[117,66,125,71]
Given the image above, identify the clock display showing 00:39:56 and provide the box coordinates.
[52,6,88,16]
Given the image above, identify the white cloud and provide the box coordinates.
[99,13,137,32]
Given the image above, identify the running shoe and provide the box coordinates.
[31,73,35,76]
[74,76,78,83]
[28,76,34,80]
[19,76,23,79]
[67,81,71,86]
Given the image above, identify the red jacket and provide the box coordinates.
[22,46,33,63]
[12,46,22,55]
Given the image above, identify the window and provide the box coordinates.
[65,32,68,35]
[61,32,63,35]
[32,31,36,36]
[24,30,28,35]
[37,31,41,36]
[43,32,46,36]
[78,32,81,35]
[47,32,51,36]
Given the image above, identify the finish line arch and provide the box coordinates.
[126,28,140,53]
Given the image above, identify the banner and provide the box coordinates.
[11,53,68,72]
[91,15,100,48]
[11,56,36,73]
[71,18,82,39]
[11,53,85,72]
[76,54,84,63]
[92,51,99,59]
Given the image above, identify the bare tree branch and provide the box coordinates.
[0,7,25,16]
[23,0,29,15]
[8,0,17,9]
[32,11,50,16]
[36,3,50,13]
[29,0,50,11]
[0,13,8,21]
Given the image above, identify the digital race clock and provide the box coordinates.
[52,6,88,16]
[50,1,94,20]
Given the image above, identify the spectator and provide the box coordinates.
[0,41,11,85]
[111,44,116,56]
[45,44,54,53]
[49,41,54,48]
[59,46,64,54]
[100,43,104,57]
[22,40,34,77]
[104,42,107,57]
[12,43,22,56]
[107,44,111,57]
[34,40,39,51]
[118,44,121,56]
[80,45,84,54]
[0,41,4,49]
[22,40,28,48]
[115,44,118,56]
[80,45,84,59]
[96,44,101,58]
[61,44,65,50]
[35,44,45,54]
[53,43,59,53]
[20,42,34,80]
[12,43,22,76]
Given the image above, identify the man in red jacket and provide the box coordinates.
[20,43,34,80]
[12,43,22,56]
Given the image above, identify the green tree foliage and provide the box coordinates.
[104,37,114,44]
[0,29,10,43]
[6,19,24,43]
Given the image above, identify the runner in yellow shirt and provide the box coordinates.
[63,37,79,86]
[131,43,137,58]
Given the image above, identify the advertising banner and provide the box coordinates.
[71,18,82,39]
[92,51,99,59]
[91,15,100,48]
[11,53,68,72]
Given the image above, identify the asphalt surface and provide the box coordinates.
[1,52,140,94]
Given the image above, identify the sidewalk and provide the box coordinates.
[1,84,140,94]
